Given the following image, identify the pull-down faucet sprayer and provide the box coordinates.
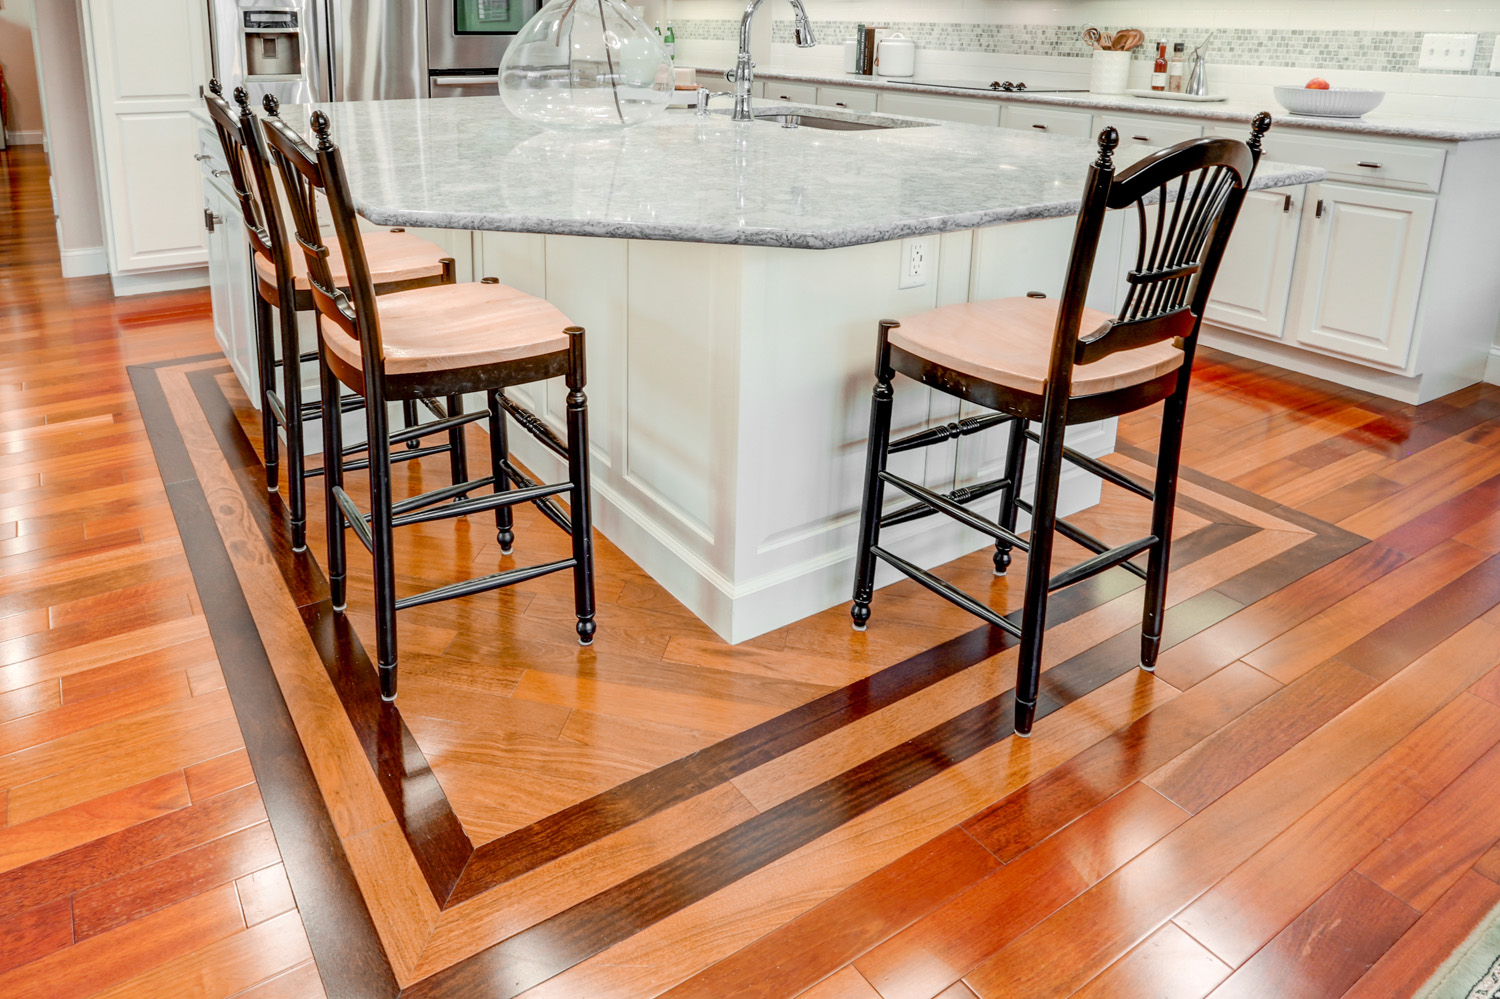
[728,0,818,122]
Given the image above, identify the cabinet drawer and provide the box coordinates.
[763,81,819,104]
[816,85,879,113]
[1210,126,1446,194]
[999,104,1094,139]
[1096,113,1201,150]
[877,91,1000,126]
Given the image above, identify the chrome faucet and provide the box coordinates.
[727,0,818,122]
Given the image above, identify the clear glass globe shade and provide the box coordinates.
[499,0,674,130]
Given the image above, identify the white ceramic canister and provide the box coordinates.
[844,39,859,73]
[876,33,916,78]
[1088,50,1131,95]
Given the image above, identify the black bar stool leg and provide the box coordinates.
[401,400,422,450]
[487,390,515,555]
[994,417,1028,576]
[1141,385,1190,672]
[447,394,469,499]
[851,322,899,632]
[278,306,309,552]
[366,393,400,700]
[319,349,348,613]
[1014,414,1067,738]
[255,293,280,493]
[564,328,597,647]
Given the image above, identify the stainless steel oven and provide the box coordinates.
[427,0,540,93]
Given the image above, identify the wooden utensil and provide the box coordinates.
[1083,26,1103,50]
[1101,32,1116,50]
[1115,29,1145,51]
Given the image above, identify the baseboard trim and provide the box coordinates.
[109,266,209,297]
[1486,346,1500,387]
[59,246,110,279]
[3,130,43,146]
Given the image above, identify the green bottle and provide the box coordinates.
[664,23,676,61]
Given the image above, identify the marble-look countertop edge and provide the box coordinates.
[356,166,1327,250]
[707,66,1500,142]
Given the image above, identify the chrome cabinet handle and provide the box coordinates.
[211,169,231,179]
[194,153,211,162]
[204,208,225,233]
[432,75,500,85]
[1355,161,1383,169]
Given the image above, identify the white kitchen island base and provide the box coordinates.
[475,220,1120,644]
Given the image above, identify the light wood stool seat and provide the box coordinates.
[889,296,1185,398]
[252,229,449,292]
[324,281,572,378]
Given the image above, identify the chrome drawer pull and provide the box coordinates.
[1356,161,1383,169]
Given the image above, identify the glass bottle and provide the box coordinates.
[500,0,674,129]
[664,22,676,62]
[1168,42,1185,93]
[1152,42,1168,91]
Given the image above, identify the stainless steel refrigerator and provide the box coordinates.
[208,0,538,104]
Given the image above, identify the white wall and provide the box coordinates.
[0,0,44,143]
[30,0,106,274]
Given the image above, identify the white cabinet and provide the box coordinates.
[1289,182,1436,369]
[762,81,819,104]
[1204,188,1304,339]
[202,180,258,397]
[878,91,1000,126]
[999,104,1093,139]
[79,0,212,293]
[815,85,879,113]
[1096,113,1202,151]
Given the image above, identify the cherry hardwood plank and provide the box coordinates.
[0,782,265,922]
[661,827,999,999]
[1202,873,1416,999]
[0,770,190,876]
[1173,690,1500,968]
[184,749,257,802]
[0,668,193,757]
[1243,540,1489,683]
[1377,471,1500,558]
[0,615,212,694]
[1145,659,1377,814]
[1339,871,1500,999]
[237,863,296,927]
[221,960,327,999]
[0,897,72,976]
[85,909,312,999]
[1358,737,1500,911]
[1067,923,1230,999]
[0,680,59,725]
[0,881,244,999]
[798,966,884,999]
[72,820,281,940]
[855,784,1187,999]
[962,663,1279,862]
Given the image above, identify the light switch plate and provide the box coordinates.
[1419,33,1478,72]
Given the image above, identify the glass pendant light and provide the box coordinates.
[500,0,674,129]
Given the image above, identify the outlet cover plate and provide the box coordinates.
[1492,40,1500,73]
[899,238,930,290]
[1419,33,1478,72]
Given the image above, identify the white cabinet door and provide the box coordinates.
[877,91,1000,126]
[204,187,234,356]
[999,104,1093,139]
[815,85,879,113]
[1205,187,1304,339]
[1096,113,1202,151]
[762,81,819,104]
[203,180,259,399]
[1290,182,1435,369]
[81,0,212,274]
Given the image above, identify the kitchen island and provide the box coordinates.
[238,97,1323,642]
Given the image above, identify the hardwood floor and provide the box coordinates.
[6,141,1500,998]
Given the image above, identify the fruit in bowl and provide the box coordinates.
[1273,84,1385,118]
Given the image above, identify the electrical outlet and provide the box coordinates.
[1419,33,1478,72]
[1492,40,1500,74]
[899,238,930,290]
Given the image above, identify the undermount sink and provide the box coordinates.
[754,112,930,131]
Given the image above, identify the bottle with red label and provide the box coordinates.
[1151,41,1169,91]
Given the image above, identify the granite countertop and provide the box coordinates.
[730,66,1500,143]
[249,96,1325,250]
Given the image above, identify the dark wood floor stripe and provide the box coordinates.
[130,365,399,999]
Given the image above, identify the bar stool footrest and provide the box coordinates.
[889,413,1014,455]
[879,471,1029,552]
[498,393,569,460]
[1023,429,1154,501]
[881,475,1012,529]
[501,460,574,536]
[395,557,577,611]
[392,479,571,529]
[1048,535,1158,592]
[872,545,1021,638]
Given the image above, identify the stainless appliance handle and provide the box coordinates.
[432,75,501,85]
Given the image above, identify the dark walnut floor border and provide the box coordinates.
[133,357,1368,998]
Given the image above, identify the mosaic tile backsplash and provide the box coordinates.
[674,19,1499,77]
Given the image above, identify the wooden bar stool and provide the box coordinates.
[261,109,597,701]
[851,114,1273,736]
[203,82,465,553]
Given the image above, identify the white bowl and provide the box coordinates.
[1273,86,1385,118]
